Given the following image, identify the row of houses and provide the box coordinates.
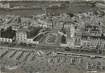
[65,11,105,50]
[0,26,43,44]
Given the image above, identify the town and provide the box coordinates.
[0,0,105,73]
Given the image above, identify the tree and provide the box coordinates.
[61,35,66,44]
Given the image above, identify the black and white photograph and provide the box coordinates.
[0,0,105,73]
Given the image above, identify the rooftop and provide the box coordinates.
[17,26,43,39]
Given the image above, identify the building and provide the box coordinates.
[16,29,27,43]
[0,26,16,43]
[16,26,42,44]
[64,11,105,50]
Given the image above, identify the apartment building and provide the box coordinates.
[16,29,27,43]
[65,11,105,49]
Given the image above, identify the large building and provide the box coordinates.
[16,29,27,43]
[16,26,42,44]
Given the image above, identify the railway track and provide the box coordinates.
[0,46,105,63]
[57,52,105,59]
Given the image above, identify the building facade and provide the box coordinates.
[16,30,27,43]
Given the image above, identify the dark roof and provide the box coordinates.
[1,27,16,39]
[27,26,42,39]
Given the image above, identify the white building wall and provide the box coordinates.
[26,39,39,44]
[0,38,12,43]
[16,31,27,43]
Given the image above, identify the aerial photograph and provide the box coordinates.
[0,0,105,73]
